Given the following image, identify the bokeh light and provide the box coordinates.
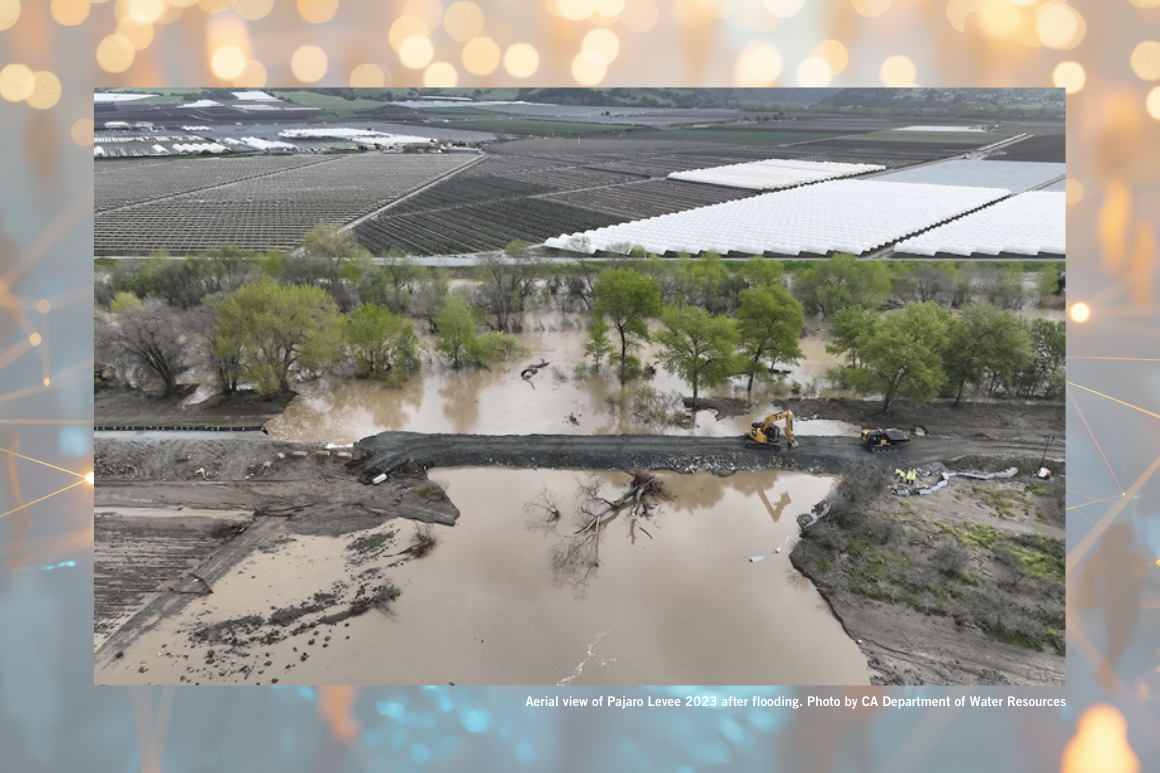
[1037,4,1084,49]
[1129,0,1160,6]
[880,55,916,86]
[444,1,484,41]
[29,332,41,347]
[1065,178,1084,205]
[199,0,234,12]
[1061,704,1138,773]
[1069,303,1090,323]
[70,119,93,147]
[26,72,61,110]
[50,0,89,26]
[582,28,620,64]
[424,61,457,86]
[504,43,539,78]
[117,18,155,51]
[97,34,136,73]
[734,41,782,86]
[36,299,50,313]
[851,0,890,18]
[86,471,94,485]
[291,45,328,83]
[558,0,598,21]
[1130,41,1160,81]
[0,64,35,102]
[622,0,658,31]
[1147,86,1160,120]
[298,0,338,23]
[571,51,607,85]
[42,378,50,387]
[127,0,164,24]
[212,46,247,80]
[814,39,848,74]
[796,57,833,87]
[1053,61,1085,94]
[978,0,1021,40]
[390,16,429,51]
[232,0,273,20]
[764,0,803,18]
[350,63,389,87]
[400,35,435,69]
[0,0,19,31]
[233,59,267,87]
[402,0,444,30]
[462,37,501,76]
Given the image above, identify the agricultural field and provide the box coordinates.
[94,154,475,255]
[985,134,1065,163]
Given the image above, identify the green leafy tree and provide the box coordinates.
[736,285,804,394]
[200,245,253,296]
[849,302,953,412]
[672,252,728,312]
[826,307,879,368]
[591,268,663,383]
[795,254,891,317]
[434,294,477,369]
[217,278,343,396]
[739,256,785,289]
[584,316,614,371]
[476,241,539,332]
[345,303,421,382]
[945,303,1033,405]
[109,291,141,314]
[655,305,740,401]
[1036,264,1065,309]
[1014,319,1065,397]
[434,294,527,369]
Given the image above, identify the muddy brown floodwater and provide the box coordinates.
[266,319,856,445]
[351,468,867,684]
[98,468,870,685]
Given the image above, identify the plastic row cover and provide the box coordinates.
[546,180,1009,257]
[669,158,884,191]
[895,191,1065,257]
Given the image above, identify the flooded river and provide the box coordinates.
[148,467,867,685]
[266,318,857,444]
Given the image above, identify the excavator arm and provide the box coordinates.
[745,410,797,448]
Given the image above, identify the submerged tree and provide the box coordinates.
[847,301,953,412]
[654,305,739,401]
[216,277,343,396]
[532,469,673,589]
[110,298,189,398]
[344,303,421,382]
[736,285,804,394]
[591,268,663,383]
[433,294,527,369]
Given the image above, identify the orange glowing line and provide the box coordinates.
[1067,495,1124,510]
[11,528,94,569]
[1069,508,1098,526]
[0,448,86,478]
[1067,356,1160,361]
[1067,382,1160,422]
[1066,384,1125,493]
[1067,450,1160,573]
[0,480,85,519]
[1066,488,1096,499]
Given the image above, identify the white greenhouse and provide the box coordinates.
[545,180,1009,257]
[668,158,884,191]
[894,191,1065,257]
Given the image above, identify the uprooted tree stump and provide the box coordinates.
[534,467,673,589]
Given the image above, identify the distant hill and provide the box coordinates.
[816,88,1064,118]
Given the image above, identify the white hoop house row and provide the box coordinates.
[872,159,1065,194]
[895,191,1065,257]
[668,158,884,191]
[545,180,1009,257]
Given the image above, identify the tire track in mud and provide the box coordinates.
[352,431,1055,480]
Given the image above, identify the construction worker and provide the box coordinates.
[895,468,905,482]
[907,469,917,485]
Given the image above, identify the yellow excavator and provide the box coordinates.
[745,410,796,450]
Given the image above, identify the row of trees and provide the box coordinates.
[586,267,804,399]
[826,302,1065,410]
[97,277,525,399]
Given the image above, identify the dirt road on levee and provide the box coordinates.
[352,431,1053,480]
